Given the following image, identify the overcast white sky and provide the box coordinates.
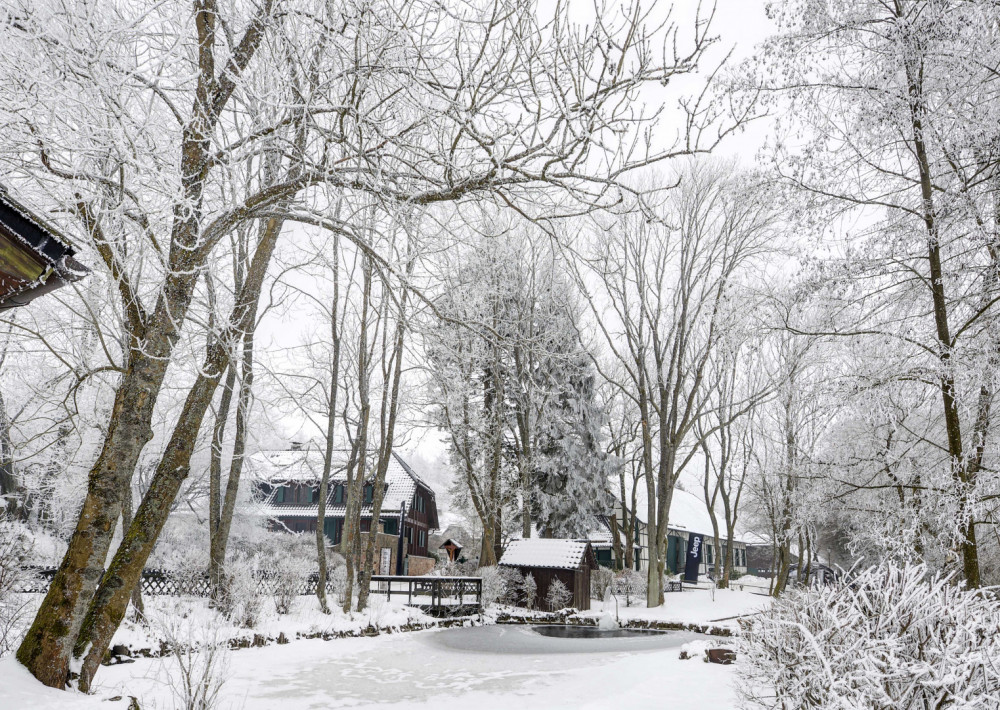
[255,0,781,507]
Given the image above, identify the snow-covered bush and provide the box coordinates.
[0,513,35,656]
[612,569,646,607]
[545,578,572,611]
[498,567,524,606]
[522,573,537,610]
[591,567,615,601]
[263,536,315,615]
[739,563,1000,709]
[271,553,313,615]
[156,603,230,710]
[149,516,209,594]
[217,552,265,628]
[330,563,349,605]
[322,549,348,603]
[477,566,504,608]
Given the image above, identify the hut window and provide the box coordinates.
[333,484,344,505]
[363,483,373,504]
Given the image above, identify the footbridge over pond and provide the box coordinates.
[369,575,482,617]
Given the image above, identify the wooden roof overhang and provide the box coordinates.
[0,189,86,309]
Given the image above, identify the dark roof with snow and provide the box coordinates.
[499,538,598,571]
[0,188,87,308]
[248,448,439,529]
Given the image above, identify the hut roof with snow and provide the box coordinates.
[499,538,597,571]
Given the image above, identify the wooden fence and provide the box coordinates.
[20,567,334,598]
[18,568,483,615]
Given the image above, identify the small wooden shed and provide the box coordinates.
[499,538,598,611]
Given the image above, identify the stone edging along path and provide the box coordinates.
[105,608,733,664]
[104,616,479,664]
[493,609,733,637]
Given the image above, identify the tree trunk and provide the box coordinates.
[316,232,342,615]
[356,260,410,611]
[208,363,237,599]
[17,283,196,688]
[71,215,280,692]
[120,481,144,619]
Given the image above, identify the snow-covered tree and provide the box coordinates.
[544,578,572,611]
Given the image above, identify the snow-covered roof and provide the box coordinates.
[248,449,437,527]
[616,486,752,544]
[499,538,594,570]
[583,520,640,550]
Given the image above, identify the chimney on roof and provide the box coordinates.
[290,441,303,451]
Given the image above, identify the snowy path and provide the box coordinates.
[88,626,739,710]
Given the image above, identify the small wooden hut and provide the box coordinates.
[499,538,597,611]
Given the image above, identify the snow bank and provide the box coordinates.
[586,587,770,630]
[0,657,124,710]
[110,594,437,657]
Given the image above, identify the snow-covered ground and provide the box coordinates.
[587,586,771,629]
[1,588,759,710]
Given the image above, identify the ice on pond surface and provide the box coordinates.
[89,623,737,710]
[427,624,692,653]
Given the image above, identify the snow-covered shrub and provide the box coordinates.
[322,549,348,602]
[612,569,646,607]
[437,560,464,576]
[739,563,1000,710]
[545,578,572,611]
[522,573,537,610]
[0,513,35,656]
[149,517,209,594]
[591,567,615,601]
[217,552,265,628]
[271,553,313,615]
[330,563,349,605]
[477,566,504,608]
[156,603,230,710]
[498,567,524,606]
[265,536,314,615]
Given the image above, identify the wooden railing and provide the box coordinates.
[370,575,482,613]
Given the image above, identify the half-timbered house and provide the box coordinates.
[249,446,440,575]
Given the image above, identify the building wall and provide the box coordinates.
[502,565,591,612]
[407,555,435,576]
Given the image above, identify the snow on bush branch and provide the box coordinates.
[738,562,1000,709]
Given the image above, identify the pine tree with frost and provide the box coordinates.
[531,346,615,538]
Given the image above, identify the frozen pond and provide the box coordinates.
[93,624,737,710]
[429,623,696,654]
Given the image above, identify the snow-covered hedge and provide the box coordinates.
[738,563,1000,709]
